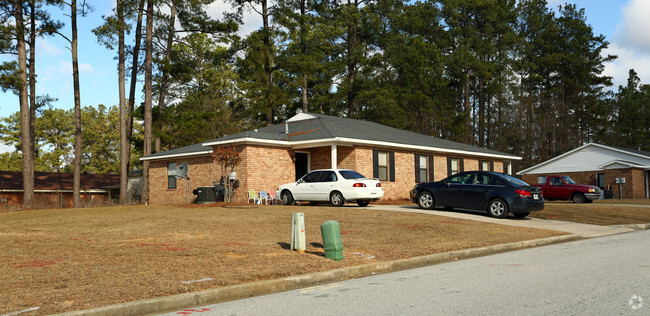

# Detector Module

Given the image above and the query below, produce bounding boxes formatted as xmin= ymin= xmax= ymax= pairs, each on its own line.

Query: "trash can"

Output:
xmin=320 ymin=220 xmax=343 ymax=261
xmin=603 ymin=190 xmax=614 ymax=199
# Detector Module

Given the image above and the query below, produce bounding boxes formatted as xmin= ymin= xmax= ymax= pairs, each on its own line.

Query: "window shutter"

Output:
xmin=429 ymin=155 xmax=434 ymax=181
xmin=373 ymin=150 xmax=379 ymax=179
xmin=490 ymin=161 xmax=494 ymax=172
xmin=447 ymin=157 xmax=452 ymax=177
xmin=389 ymin=151 xmax=395 ymax=182
xmin=414 ymin=155 xmax=420 ymax=183
xmin=459 ymin=158 xmax=465 ymax=172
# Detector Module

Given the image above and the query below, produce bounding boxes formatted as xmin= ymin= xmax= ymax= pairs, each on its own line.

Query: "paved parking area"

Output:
xmin=369 ymin=204 xmax=639 ymax=238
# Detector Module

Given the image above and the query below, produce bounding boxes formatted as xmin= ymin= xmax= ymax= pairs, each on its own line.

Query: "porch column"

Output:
xmin=331 ymin=145 xmax=337 ymax=169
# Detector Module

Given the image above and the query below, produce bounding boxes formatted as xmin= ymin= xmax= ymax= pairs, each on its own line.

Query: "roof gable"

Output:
xmin=518 ymin=143 xmax=650 ymax=174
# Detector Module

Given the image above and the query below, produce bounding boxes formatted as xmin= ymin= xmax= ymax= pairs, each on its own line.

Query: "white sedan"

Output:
xmin=278 ymin=169 xmax=384 ymax=207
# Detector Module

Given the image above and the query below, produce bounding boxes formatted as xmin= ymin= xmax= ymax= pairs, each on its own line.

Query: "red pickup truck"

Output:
xmin=533 ymin=175 xmax=602 ymax=203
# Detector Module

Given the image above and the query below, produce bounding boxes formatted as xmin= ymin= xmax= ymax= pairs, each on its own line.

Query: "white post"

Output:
xmin=331 ymin=144 xmax=337 ymax=169
xmin=291 ymin=212 xmax=306 ymax=253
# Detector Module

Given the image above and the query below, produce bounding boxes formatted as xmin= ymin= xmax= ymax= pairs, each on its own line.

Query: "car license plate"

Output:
xmin=533 ymin=194 xmax=539 ymax=200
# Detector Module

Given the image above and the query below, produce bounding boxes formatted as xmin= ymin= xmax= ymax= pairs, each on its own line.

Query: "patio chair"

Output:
xmin=259 ymin=191 xmax=269 ymax=205
xmin=248 ymin=190 xmax=261 ymax=204
xmin=275 ymin=190 xmax=283 ymax=205
xmin=267 ymin=190 xmax=277 ymax=205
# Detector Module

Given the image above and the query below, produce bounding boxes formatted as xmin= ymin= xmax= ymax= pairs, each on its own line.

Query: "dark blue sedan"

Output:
xmin=410 ymin=171 xmax=544 ymax=218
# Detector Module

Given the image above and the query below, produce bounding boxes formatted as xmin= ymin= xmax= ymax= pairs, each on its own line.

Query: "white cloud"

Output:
xmin=604 ymin=0 xmax=650 ymax=87
xmin=615 ymin=0 xmax=650 ymax=52
xmin=80 ymin=63 xmax=94 ymax=74
xmin=603 ymin=43 xmax=650 ymax=89
xmin=37 ymin=38 xmax=65 ymax=58
xmin=205 ymin=2 xmax=263 ymax=38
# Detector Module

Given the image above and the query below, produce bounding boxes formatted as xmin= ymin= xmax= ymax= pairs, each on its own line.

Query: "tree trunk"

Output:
xmin=346 ymin=0 xmax=358 ymax=118
xmin=15 ymin=0 xmax=34 ymax=209
xmin=262 ymin=0 xmax=273 ymax=126
xmin=118 ymin=0 xmax=129 ymax=204
xmin=464 ymin=68 xmax=471 ymax=143
xmin=29 ymin=1 xmax=36 ymax=172
xmin=142 ymin=0 xmax=154 ymax=204
xmin=300 ymin=0 xmax=308 ymax=113
xmin=154 ymin=0 xmax=176 ymax=153
xmin=71 ymin=0 xmax=82 ymax=208
xmin=127 ymin=0 xmax=145 ymax=145
xmin=478 ymin=78 xmax=484 ymax=147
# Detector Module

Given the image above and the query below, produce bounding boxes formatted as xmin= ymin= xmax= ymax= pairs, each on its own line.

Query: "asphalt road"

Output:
xmin=162 ymin=230 xmax=649 ymax=315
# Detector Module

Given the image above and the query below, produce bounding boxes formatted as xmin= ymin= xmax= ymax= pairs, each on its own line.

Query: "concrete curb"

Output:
xmin=615 ymin=223 xmax=650 ymax=230
xmin=58 ymin=234 xmax=583 ymax=316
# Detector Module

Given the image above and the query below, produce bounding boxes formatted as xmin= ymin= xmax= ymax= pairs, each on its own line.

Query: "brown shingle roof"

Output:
xmin=0 ymin=171 xmax=120 ymax=191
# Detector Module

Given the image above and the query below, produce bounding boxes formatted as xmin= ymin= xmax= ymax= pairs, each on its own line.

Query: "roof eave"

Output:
xmin=140 ymin=149 xmax=213 ymax=161
xmin=204 ymin=136 xmax=521 ymax=160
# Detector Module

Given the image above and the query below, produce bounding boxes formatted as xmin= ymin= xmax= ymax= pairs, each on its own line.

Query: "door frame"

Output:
xmin=294 ymin=151 xmax=310 ymax=181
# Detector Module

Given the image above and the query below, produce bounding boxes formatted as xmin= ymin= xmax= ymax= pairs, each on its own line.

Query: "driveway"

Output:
xmin=369 ymin=204 xmax=639 ymax=238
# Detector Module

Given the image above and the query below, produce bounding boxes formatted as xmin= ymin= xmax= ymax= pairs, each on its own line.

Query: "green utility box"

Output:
xmin=320 ymin=220 xmax=343 ymax=261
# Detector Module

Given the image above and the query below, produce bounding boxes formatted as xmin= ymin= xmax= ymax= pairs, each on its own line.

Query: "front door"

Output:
xmin=295 ymin=153 xmax=309 ymax=181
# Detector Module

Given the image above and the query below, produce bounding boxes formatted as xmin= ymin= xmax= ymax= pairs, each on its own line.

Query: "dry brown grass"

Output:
xmin=1 ymin=203 xmax=566 ymax=315
xmin=530 ymin=201 xmax=650 ymax=225
xmin=593 ymin=198 xmax=650 ymax=205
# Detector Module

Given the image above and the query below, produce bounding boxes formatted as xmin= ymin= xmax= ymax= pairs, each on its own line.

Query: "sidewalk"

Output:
xmin=368 ymin=204 xmax=640 ymax=238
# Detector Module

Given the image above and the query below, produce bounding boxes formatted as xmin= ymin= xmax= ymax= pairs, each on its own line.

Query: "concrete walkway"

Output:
xmin=368 ymin=204 xmax=641 ymax=238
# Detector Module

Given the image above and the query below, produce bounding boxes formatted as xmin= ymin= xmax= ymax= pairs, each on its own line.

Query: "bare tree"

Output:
xmin=13 ymin=0 xmax=34 ymax=208
xmin=117 ymin=0 xmax=128 ymax=204
xmin=142 ymin=0 xmax=154 ymax=203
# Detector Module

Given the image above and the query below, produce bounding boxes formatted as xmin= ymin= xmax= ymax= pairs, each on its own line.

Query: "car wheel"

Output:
xmin=513 ymin=212 xmax=530 ymax=218
xmin=330 ymin=191 xmax=345 ymax=207
xmin=571 ymin=193 xmax=586 ymax=204
xmin=356 ymin=200 xmax=370 ymax=207
xmin=487 ymin=199 xmax=508 ymax=218
xmin=417 ymin=192 xmax=435 ymax=210
xmin=309 ymin=201 xmax=318 ymax=206
xmin=281 ymin=191 xmax=294 ymax=205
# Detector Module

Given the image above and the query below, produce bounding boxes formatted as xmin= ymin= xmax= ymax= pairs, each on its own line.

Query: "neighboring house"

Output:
xmin=518 ymin=143 xmax=650 ymax=199
xmin=141 ymin=112 xmax=521 ymax=204
xmin=0 ymin=171 xmax=121 ymax=210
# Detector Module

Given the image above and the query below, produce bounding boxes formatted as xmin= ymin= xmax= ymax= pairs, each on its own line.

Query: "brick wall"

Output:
xmin=148 ymin=144 xmax=517 ymax=204
xmin=464 ymin=158 xmax=478 ymax=172
xmin=1 ymin=191 xmax=111 ymax=211
xmin=149 ymin=155 xmax=214 ymax=204
xmin=493 ymin=161 xmax=504 ymax=173
xmin=238 ymin=145 xmax=295 ymax=203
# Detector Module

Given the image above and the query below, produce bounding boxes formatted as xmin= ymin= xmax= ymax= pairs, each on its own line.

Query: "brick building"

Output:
xmin=518 ymin=143 xmax=650 ymax=199
xmin=141 ymin=113 xmax=521 ymax=204
xmin=0 ymin=171 xmax=121 ymax=210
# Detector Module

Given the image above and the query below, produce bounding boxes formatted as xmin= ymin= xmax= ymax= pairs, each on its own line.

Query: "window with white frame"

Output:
xmin=167 ymin=162 xmax=177 ymax=189
xmin=377 ymin=151 xmax=388 ymax=181
xmin=449 ymin=158 xmax=459 ymax=175
xmin=419 ymin=155 xmax=428 ymax=182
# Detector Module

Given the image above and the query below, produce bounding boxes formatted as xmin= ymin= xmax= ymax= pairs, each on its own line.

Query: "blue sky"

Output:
xmin=1 ymin=0 xmax=649 ymax=153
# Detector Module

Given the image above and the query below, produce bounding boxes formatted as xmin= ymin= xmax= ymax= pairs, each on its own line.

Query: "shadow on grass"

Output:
xmin=277 ymin=241 xmax=326 ymax=257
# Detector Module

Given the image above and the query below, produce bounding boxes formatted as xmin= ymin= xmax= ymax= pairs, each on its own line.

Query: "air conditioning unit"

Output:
xmin=193 ymin=186 xmax=216 ymax=203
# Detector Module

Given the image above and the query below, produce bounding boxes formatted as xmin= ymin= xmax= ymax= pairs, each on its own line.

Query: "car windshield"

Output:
xmin=500 ymin=174 xmax=530 ymax=187
xmin=339 ymin=170 xmax=366 ymax=179
xmin=562 ymin=176 xmax=576 ymax=184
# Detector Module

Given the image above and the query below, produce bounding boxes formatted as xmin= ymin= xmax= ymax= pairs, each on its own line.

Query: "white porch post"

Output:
xmin=331 ymin=144 xmax=337 ymax=169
